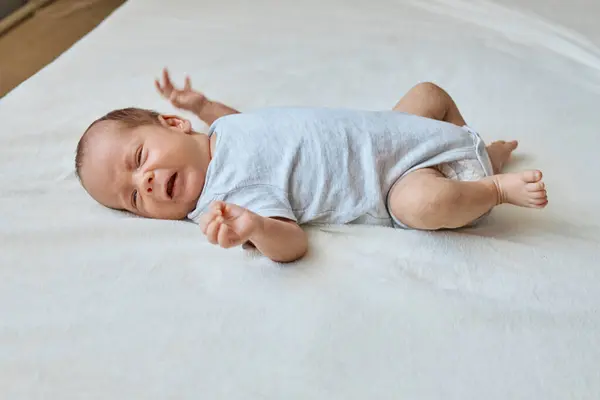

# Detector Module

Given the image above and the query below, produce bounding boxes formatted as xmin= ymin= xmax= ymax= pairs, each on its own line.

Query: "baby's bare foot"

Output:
xmin=486 ymin=140 xmax=518 ymax=174
xmin=491 ymin=170 xmax=548 ymax=208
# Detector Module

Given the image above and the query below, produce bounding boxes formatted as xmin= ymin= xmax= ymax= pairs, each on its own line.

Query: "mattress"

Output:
xmin=1 ymin=0 xmax=599 ymax=398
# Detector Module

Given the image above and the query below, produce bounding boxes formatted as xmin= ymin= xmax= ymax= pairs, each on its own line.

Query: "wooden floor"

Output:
xmin=0 ymin=0 xmax=126 ymax=97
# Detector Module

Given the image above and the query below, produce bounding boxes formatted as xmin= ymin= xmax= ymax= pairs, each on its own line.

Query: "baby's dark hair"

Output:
xmin=75 ymin=108 xmax=160 ymax=182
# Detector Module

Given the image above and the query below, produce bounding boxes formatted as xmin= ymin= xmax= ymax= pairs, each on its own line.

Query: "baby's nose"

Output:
xmin=142 ymin=172 xmax=155 ymax=194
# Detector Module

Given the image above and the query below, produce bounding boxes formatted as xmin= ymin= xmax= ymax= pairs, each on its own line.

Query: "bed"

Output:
xmin=1 ymin=0 xmax=599 ymax=398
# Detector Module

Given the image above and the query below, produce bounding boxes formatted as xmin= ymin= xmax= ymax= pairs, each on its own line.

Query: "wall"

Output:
xmin=0 ymin=0 xmax=27 ymax=21
xmin=0 ymin=0 xmax=126 ymax=96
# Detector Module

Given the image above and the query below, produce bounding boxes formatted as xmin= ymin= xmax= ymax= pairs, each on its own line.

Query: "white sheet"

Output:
xmin=1 ymin=0 xmax=599 ymax=398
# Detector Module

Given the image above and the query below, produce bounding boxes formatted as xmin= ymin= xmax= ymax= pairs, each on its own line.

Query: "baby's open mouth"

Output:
xmin=166 ymin=172 xmax=177 ymax=199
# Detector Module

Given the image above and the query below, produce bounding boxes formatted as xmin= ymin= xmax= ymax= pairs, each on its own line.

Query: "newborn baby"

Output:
xmin=75 ymin=69 xmax=547 ymax=262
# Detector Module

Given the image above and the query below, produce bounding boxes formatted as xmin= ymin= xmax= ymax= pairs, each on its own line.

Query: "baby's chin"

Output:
xmin=180 ymin=199 xmax=201 ymax=219
xmin=181 ymin=168 xmax=206 ymax=209
xmin=177 ymin=190 xmax=205 ymax=220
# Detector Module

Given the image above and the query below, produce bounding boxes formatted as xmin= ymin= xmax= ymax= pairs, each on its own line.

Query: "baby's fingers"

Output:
xmin=199 ymin=208 xmax=223 ymax=233
xmin=199 ymin=213 xmax=214 ymax=234
xmin=162 ymin=68 xmax=174 ymax=89
xmin=217 ymin=224 xmax=235 ymax=248
xmin=205 ymin=218 xmax=222 ymax=245
xmin=210 ymin=201 xmax=226 ymax=215
xmin=154 ymin=79 xmax=166 ymax=96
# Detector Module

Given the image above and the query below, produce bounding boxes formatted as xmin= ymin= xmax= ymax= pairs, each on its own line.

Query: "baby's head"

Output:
xmin=76 ymin=108 xmax=211 ymax=220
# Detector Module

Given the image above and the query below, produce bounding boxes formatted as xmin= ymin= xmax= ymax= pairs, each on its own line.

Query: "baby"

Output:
xmin=75 ymin=69 xmax=547 ymax=262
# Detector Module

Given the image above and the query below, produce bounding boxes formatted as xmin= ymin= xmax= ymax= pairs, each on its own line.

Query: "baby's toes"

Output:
xmin=527 ymin=187 xmax=548 ymax=207
xmin=526 ymin=180 xmax=545 ymax=192
xmin=530 ymin=189 xmax=547 ymax=199
xmin=529 ymin=198 xmax=548 ymax=208
xmin=522 ymin=170 xmax=543 ymax=184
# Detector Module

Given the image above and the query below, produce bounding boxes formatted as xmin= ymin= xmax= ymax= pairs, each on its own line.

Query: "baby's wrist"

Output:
xmin=248 ymin=212 xmax=266 ymax=240
xmin=193 ymin=97 xmax=210 ymax=115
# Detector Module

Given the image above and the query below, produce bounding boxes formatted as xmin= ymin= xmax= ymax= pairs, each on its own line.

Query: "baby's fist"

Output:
xmin=199 ymin=201 xmax=261 ymax=249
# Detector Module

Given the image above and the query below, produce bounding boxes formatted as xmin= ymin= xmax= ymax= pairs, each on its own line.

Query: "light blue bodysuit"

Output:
xmin=188 ymin=108 xmax=493 ymax=228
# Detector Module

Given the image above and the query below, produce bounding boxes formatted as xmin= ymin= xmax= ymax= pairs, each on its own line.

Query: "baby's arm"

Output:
xmin=248 ymin=217 xmax=308 ymax=263
xmin=155 ymin=68 xmax=239 ymax=126
xmin=200 ymin=201 xmax=307 ymax=263
xmin=195 ymin=99 xmax=240 ymax=126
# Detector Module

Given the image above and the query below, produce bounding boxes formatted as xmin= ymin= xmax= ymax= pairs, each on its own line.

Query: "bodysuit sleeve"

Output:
xmin=219 ymin=184 xmax=297 ymax=221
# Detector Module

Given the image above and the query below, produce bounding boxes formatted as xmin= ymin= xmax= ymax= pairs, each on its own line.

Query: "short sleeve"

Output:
xmin=222 ymin=184 xmax=297 ymax=221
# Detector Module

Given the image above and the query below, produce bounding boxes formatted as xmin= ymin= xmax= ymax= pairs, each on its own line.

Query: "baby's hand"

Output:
xmin=155 ymin=68 xmax=208 ymax=114
xmin=199 ymin=201 xmax=262 ymax=249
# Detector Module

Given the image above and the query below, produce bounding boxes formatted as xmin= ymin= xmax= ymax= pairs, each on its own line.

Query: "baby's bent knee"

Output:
xmin=411 ymin=82 xmax=445 ymax=96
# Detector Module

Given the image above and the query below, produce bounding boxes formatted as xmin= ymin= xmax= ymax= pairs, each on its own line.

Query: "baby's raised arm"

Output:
xmin=155 ymin=68 xmax=240 ymax=125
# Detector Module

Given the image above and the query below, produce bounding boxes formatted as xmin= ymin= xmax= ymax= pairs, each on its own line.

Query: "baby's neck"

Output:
xmin=191 ymin=131 xmax=214 ymax=163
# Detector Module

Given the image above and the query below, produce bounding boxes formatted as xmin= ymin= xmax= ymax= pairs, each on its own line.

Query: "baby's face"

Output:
xmin=80 ymin=116 xmax=210 ymax=219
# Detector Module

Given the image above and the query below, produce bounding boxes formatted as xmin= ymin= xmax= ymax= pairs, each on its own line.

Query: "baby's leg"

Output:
xmin=388 ymin=169 xmax=547 ymax=230
xmin=393 ymin=83 xmax=520 ymax=174
xmin=393 ymin=82 xmax=467 ymax=126
xmin=389 ymin=82 xmax=547 ymax=229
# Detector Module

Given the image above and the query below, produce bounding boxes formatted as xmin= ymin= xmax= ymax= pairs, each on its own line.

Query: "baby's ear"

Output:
xmin=158 ymin=115 xmax=192 ymax=133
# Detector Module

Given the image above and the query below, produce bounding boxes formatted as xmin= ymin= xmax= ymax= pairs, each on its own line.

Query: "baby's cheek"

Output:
xmin=142 ymin=201 xmax=168 ymax=220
